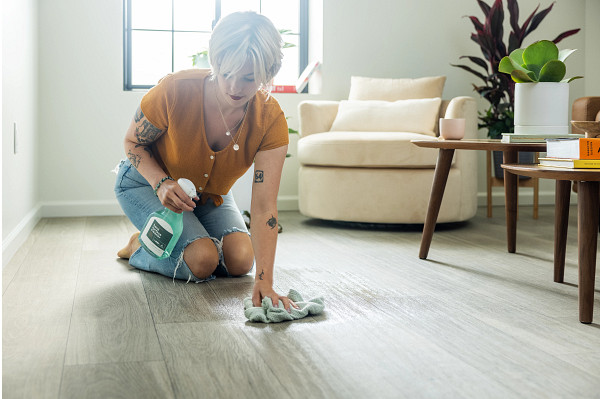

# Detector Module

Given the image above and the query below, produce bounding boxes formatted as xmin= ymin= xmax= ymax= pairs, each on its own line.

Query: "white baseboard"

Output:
xmin=277 ymin=192 xmax=572 ymax=211
xmin=2 ymin=204 xmax=42 ymax=267
xmin=477 ymin=189 xmax=577 ymax=207
xmin=277 ymin=195 xmax=299 ymax=211
xmin=41 ymin=200 xmax=125 ymax=217
xmin=279 ymin=192 xmax=571 ymax=211
xmin=40 ymin=197 xmax=301 ymax=216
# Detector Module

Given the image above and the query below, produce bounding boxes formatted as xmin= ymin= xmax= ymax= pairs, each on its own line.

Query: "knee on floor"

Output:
xmin=183 ymin=238 xmax=219 ymax=279
xmin=223 ymin=239 xmax=254 ymax=277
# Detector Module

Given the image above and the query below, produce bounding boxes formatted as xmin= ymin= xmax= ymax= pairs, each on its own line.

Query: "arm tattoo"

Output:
xmin=134 ymin=107 xmax=144 ymax=123
xmin=266 ymin=215 xmax=277 ymax=229
xmin=259 ymin=269 xmax=264 ymax=280
xmin=133 ymin=108 xmax=160 ymax=158
xmin=254 ymin=170 xmax=264 ymax=183
xmin=135 ymin=120 xmax=163 ymax=144
xmin=127 ymin=150 xmax=141 ymax=168
xmin=134 ymin=143 xmax=154 ymax=158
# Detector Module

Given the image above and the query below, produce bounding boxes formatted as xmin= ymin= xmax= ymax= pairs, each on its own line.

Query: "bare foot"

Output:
xmin=117 ymin=232 xmax=141 ymax=259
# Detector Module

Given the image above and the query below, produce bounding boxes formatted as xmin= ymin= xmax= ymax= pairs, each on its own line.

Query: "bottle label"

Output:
xmin=140 ymin=217 xmax=174 ymax=257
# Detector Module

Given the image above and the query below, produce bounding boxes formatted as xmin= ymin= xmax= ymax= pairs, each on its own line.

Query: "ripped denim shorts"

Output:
xmin=114 ymin=159 xmax=250 ymax=283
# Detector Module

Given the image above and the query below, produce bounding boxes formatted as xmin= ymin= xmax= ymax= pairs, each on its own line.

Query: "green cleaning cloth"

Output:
xmin=244 ymin=289 xmax=325 ymax=323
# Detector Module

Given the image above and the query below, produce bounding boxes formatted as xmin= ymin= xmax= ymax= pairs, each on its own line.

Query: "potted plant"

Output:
xmin=452 ymin=0 xmax=579 ymax=177
xmin=498 ymin=40 xmax=582 ymax=135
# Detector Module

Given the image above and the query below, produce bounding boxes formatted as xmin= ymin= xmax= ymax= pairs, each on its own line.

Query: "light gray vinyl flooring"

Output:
xmin=3 ymin=206 xmax=600 ymax=399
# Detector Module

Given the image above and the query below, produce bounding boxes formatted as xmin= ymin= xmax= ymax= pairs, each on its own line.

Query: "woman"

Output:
xmin=115 ymin=11 xmax=297 ymax=312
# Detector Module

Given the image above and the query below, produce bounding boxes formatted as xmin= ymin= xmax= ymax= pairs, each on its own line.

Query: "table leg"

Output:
xmin=487 ymin=151 xmax=493 ymax=217
xmin=577 ymin=181 xmax=599 ymax=324
xmin=503 ymin=151 xmax=518 ymax=253
xmin=554 ymin=180 xmax=571 ymax=283
xmin=419 ymin=148 xmax=455 ymax=259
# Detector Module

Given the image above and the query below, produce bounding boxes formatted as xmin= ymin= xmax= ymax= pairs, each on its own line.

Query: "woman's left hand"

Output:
xmin=252 ymin=281 xmax=298 ymax=312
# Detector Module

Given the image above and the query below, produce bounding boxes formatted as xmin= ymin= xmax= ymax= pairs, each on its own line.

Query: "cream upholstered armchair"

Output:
xmin=297 ymin=76 xmax=478 ymax=224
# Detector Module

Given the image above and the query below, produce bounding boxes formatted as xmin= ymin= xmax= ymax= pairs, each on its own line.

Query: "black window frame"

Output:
xmin=123 ymin=0 xmax=309 ymax=91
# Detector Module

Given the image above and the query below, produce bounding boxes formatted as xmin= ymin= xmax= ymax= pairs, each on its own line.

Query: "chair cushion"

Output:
xmin=297 ymin=131 xmax=443 ymax=168
xmin=329 ymin=98 xmax=441 ymax=136
xmin=348 ymin=76 xmax=446 ymax=101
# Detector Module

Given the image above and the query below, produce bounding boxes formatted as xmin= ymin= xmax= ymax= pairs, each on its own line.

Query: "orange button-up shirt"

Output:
xmin=141 ymin=69 xmax=289 ymax=206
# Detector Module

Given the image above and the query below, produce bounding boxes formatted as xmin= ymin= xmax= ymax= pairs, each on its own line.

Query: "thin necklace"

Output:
xmin=215 ymin=83 xmax=247 ymax=151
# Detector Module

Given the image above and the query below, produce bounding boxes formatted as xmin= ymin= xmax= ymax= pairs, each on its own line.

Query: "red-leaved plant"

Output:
xmin=452 ymin=0 xmax=579 ymax=138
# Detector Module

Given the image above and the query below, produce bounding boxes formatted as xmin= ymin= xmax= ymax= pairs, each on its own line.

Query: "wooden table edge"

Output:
xmin=411 ymin=139 xmax=547 ymax=152
xmin=502 ymin=163 xmax=600 ymax=181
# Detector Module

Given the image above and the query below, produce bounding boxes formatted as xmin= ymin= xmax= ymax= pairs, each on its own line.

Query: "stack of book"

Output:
xmin=538 ymin=137 xmax=600 ymax=168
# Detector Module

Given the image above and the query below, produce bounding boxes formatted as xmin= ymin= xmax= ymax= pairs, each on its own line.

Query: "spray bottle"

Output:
xmin=138 ymin=178 xmax=196 ymax=259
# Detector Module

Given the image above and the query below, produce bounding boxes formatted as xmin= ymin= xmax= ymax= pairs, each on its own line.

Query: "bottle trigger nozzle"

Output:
xmin=177 ymin=178 xmax=196 ymax=198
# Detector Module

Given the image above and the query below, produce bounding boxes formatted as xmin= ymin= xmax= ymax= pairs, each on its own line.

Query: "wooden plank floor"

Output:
xmin=3 ymin=206 xmax=600 ymax=399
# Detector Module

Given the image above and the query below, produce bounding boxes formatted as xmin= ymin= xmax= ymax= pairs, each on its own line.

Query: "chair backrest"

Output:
xmin=572 ymin=97 xmax=600 ymax=134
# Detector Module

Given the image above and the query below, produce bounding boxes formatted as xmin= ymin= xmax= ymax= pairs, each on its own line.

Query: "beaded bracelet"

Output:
xmin=154 ymin=176 xmax=174 ymax=196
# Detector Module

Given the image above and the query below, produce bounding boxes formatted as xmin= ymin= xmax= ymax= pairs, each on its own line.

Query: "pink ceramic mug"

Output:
xmin=439 ymin=118 xmax=466 ymax=140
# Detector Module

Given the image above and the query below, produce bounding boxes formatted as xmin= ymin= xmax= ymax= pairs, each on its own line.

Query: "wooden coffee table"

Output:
xmin=411 ymin=139 xmax=546 ymax=259
xmin=502 ymin=163 xmax=600 ymax=324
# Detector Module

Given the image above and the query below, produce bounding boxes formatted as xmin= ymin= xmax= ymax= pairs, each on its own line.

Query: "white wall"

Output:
xmin=3 ymin=0 xmax=598 ymax=263
xmin=37 ymin=0 xmax=142 ymax=216
xmin=584 ymin=0 xmax=600 ymax=96
xmin=2 ymin=0 xmax=40 ymax=264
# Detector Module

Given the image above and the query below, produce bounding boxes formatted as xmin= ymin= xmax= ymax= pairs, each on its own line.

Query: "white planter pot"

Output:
xmin=231 ymin=167 xmax=254 ymax=212
xmin=514 ymin=82 xmax=569 ymax=135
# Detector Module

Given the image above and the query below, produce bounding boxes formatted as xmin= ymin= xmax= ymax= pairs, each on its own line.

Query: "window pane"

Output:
xmin=174 ymin=0 xmax=215 ymax=31
xmin=261 ymin=0 xmax=299 ymax=32
xmin=125 ymin=0 xmax=306 ymax=89
xmin=174 ymin=32 xmax=212 ymax=71
xmin=131 ymin=0 xmax=172 ymax=31
xmin=221 ymin=0 xmax=260 ymax=17
xmin=272 ymin=35 xmax=299 ymax=85
xmin=131 ymin=31 xmax=172 ymax=86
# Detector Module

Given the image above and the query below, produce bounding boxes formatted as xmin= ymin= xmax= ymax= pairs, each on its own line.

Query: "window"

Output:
xmin=123 ymin=0 xmax=308 ymax=90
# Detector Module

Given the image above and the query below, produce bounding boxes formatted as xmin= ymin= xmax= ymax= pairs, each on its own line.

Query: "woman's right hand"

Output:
xmin=156 ymin=179 xmax=198 ymax=213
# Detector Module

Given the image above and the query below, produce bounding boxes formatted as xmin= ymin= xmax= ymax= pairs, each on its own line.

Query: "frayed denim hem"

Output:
xmin=216 ymin=227 xmax=254 ymax=277
xmin=111 ymin=160 xmax=124 ymax=175
xmin=171 ymin=236 xmax=219 ymax=284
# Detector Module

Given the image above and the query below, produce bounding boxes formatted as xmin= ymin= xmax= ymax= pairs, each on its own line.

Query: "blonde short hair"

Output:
xmin=209 ymin=12 xmax=283 ymax=87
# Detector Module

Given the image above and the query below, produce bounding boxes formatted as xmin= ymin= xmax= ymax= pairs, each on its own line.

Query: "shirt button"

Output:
xmin=210 ymin=155 xmax=214 ymax=160
xmin=204 ymin=173 xmax=208 ymax=177
xmin=198 ymin=186 xmax=202 ymax=191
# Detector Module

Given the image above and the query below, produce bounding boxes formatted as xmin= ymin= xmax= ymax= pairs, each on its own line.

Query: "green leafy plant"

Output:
xmin=191 ymin=50 xmax=209 ymax=68
xmin=452 ymin=0 xmax=580 ymax=138
xmin=278 ymin=29 xmax=297 ymax=49
xmin=498 ymin=40 xmax=582 ymax=83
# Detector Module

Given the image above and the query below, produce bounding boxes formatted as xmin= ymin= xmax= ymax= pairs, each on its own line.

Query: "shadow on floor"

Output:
xmin=301 ymin=217 xmax=470 ymax=233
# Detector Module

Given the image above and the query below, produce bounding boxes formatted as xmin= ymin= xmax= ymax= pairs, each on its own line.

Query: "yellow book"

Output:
xmin=538 ymin=157 xmax=600 ymax=169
